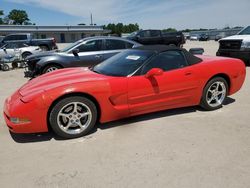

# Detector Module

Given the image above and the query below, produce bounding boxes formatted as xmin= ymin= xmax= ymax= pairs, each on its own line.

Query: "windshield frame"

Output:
xmin=127 ymin=31 xmax=140 ymax=38
xmin=237 ymin=26 xmax=250 ymax=35
xmin=60 ymin=40 xmax=84 ymax=53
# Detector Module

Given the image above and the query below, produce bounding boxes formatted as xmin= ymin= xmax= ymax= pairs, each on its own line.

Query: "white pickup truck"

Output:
xmin=216 ymin=26 xmax=250 ymax=65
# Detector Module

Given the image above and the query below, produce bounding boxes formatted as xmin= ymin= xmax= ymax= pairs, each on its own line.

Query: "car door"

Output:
xmin=102 ymin=39 xmax=136 ymax=60
xmin=128 ymin=50 xmax=200 ymax=115
xmin=3 ymin=43 xmax=16 ymax=56
xmin=149 ymin=30 xmax=162 ymax=44
xmin=68 ymin=39 xmax=104 ymax=67
xmin=136 ymin=30 xmax=152 ymax=44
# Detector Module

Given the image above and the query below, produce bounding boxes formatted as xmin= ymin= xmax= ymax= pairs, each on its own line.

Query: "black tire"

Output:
xmin=19 ymin=62 xmax=26 ymax=68
xmin=200 ymin=77 xmax=228 ymax=111
xmin=2 ymin=64 xmax=10 ymax=71
xmin=169 ymin=43 xmax=176 ymax=47
xmin=49 ymin=96 xmax=97 ymax=139
xmin=22 ymin=52 xmax=32 ymax=59
xmin=39 ymin=45 xmax=49 ymax=51
xmin=42 ymin=64 xmax=62 ymax=74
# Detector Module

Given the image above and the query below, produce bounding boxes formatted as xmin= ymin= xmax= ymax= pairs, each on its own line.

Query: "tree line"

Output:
xmin=0 ymin=9 xmax=33 ymax=25
xmin=104 ymin=23 xmax=140 ymax=36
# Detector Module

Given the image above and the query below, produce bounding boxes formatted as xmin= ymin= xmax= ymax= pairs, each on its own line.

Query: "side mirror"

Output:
xmin=145 ymin=68 xmax=163 ymax=78
xmin=3 ymin=47 xmax=6 ymax=52
xmin=189 ymin=48 xmax=204 ymax=55
xmin=72 ymin=49 xmax=79 ymax=56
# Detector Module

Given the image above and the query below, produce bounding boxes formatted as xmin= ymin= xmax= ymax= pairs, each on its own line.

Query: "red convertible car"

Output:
xmin=3 ymin=45 xmax=246 ymax=138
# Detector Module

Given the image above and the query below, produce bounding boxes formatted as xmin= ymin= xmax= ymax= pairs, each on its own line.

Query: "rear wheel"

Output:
xmin=42 ymin=64 xmax=62 ymax=74
xmin=49 ymin=96 xmax=97 ymax=139
xmin=200 ymin=77 xmax=228 ymax=110
xmin=22 ymin=52 xmax=32 ymax=59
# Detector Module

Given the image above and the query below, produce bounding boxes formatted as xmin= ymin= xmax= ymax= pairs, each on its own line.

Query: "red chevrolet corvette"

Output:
xmin=3 ymin=45 xmax=246 ymax=138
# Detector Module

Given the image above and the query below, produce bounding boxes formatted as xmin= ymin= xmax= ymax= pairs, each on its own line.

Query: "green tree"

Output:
xmin=104 ymin=23 xmax=140 ymax=36
xmin=0 ymin=10 xmax=4 ymax=24
xmin=162 ymin=28 xmax=177 ymax=32
xmin=8 ymin=9 xmax=30 ymax=25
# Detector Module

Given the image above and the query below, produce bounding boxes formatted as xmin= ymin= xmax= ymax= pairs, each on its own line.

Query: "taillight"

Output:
xmin=52 ymin=38 xmax=56 ymax=44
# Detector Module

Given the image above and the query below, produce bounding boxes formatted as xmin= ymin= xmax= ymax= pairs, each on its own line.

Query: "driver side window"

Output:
xmin=77 ymin=40 xmax=102 ymax=52
xmin=141 ymin=51 xmax=188 ymax=75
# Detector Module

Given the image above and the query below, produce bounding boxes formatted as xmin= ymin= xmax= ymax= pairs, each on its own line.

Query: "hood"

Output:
xmin=26 ymin=50 xmax=58 ymax=59
xmin=220 ymin=35 xmax=250 ymax=41
xmin=19 ymin=67 xmax=108 ymax=97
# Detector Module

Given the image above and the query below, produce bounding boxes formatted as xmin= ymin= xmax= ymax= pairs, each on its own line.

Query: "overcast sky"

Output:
xmin=2 ymin=0 xmax=250 ymax=29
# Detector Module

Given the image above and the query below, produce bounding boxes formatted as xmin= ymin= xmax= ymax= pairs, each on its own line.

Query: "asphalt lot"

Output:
xmin=0 ymin=41 xmax=250 ymax=188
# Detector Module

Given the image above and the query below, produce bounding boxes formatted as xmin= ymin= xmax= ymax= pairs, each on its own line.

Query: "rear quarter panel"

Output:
xmin=195 ymin=56 xmax=246 ymax=96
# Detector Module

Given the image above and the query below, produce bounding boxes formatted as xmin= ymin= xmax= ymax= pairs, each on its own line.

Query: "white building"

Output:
xmin=0 ymin=25 xmax=110 ymax=43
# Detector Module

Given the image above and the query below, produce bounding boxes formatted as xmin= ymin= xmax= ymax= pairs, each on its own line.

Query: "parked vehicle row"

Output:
xmin=0 ymin=42 xmax=41 ymax=71
xmin=190 ymin=34 xmax=209 ymax=41
xmin=24 ymin=36 xmax=141 ymax=77
xmin=0 ymin=33 xmax=58 ymax=51
xmin=126 ymin=29 xmax=185 ymax=47
xmin=1 ymin=29 xmax=248 ymax=140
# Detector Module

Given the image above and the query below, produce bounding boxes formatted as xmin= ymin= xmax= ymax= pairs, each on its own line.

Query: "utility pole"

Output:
xmin=90 ymin=13 xmax=93 ymax=26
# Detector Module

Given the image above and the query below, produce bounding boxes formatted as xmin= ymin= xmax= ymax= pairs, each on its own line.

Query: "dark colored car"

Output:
xmin=24 ymin=36 xmax=141 ymax=78
xmin=199 ymin=34 xmax=209 ymax=41
xmin=0 ymin=33 xmax=58 ymax=51
xmin=126 ymin=30 xmax=185 ymax=47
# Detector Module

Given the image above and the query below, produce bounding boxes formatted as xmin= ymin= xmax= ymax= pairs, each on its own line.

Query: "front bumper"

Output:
xmin=216 ymin=49 xmax=250 ymax=65
xmin=24 ymin=70 xmax=35 ymax=78
xmin=3 ymin=91 xmax=48 ymax=133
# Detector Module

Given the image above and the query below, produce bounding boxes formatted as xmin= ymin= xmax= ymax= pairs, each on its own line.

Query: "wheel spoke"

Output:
xmin=58 ymin=112 xmax=70 ymax=119
xmin=73 ymin=102 xmax=78 ymax=113
xmin=215 ymin=82 xmax=220 ymax=91
xmin=207 ymin=96 xmax=214 ymax=104
xmin=80 ymin=112 xmax=90 ymax=118
xmin=65 ymin=122 xmax=73 ymax=130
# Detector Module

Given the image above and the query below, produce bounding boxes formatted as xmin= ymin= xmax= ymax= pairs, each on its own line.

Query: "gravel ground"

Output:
xmin=0 ymin=41 xmax=249 ymax=188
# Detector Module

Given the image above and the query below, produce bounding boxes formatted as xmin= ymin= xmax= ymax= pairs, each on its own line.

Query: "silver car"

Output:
xmin=25 ymin=36 xmax=142 ymax=77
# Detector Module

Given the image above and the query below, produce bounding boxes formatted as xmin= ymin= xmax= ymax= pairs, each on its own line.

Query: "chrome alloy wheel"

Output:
xmin=206 ymin=81 xmax=226 ymax=108
xmin=46 ymin=66 xmax=58 ymax=73
xmin=57 ymin=102 xmax=92 ymax=135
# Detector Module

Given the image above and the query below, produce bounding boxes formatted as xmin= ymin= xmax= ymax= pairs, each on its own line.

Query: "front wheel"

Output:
xmin=200 ymin=77 xmax=228 ymax=111
xmin=49 ymin=96 xmax=97 ymax=139
xmin=42 ymin=65 xmax=61 ymax=74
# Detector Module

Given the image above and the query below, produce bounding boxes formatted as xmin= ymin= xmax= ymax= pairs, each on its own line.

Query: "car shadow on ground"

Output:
xmin=9 ymin=97 xmax=235 ymax=144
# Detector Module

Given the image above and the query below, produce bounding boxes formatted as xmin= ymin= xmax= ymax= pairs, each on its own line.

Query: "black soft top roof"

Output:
xmin=134 ymin=45 xmax=202 ymax=65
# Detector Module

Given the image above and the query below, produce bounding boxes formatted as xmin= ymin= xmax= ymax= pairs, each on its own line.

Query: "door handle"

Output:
xmin=95 ymin=55 xmax=102 ymax=58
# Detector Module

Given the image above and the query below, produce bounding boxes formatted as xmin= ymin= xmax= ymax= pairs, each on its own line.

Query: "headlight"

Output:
xmin=241 ymin=41 xmax=250 ymax=50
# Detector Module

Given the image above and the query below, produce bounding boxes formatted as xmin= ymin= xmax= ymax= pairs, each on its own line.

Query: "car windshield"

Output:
xmin=60 ymin=40 xmax=83 ymax=52
xmin=238 ymin=26 xmax=250 ymax=35
xmin=127 ymin=31 xmax=139 ymax=38
xmin=92 ymin=49 xmax=154 ymax=76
